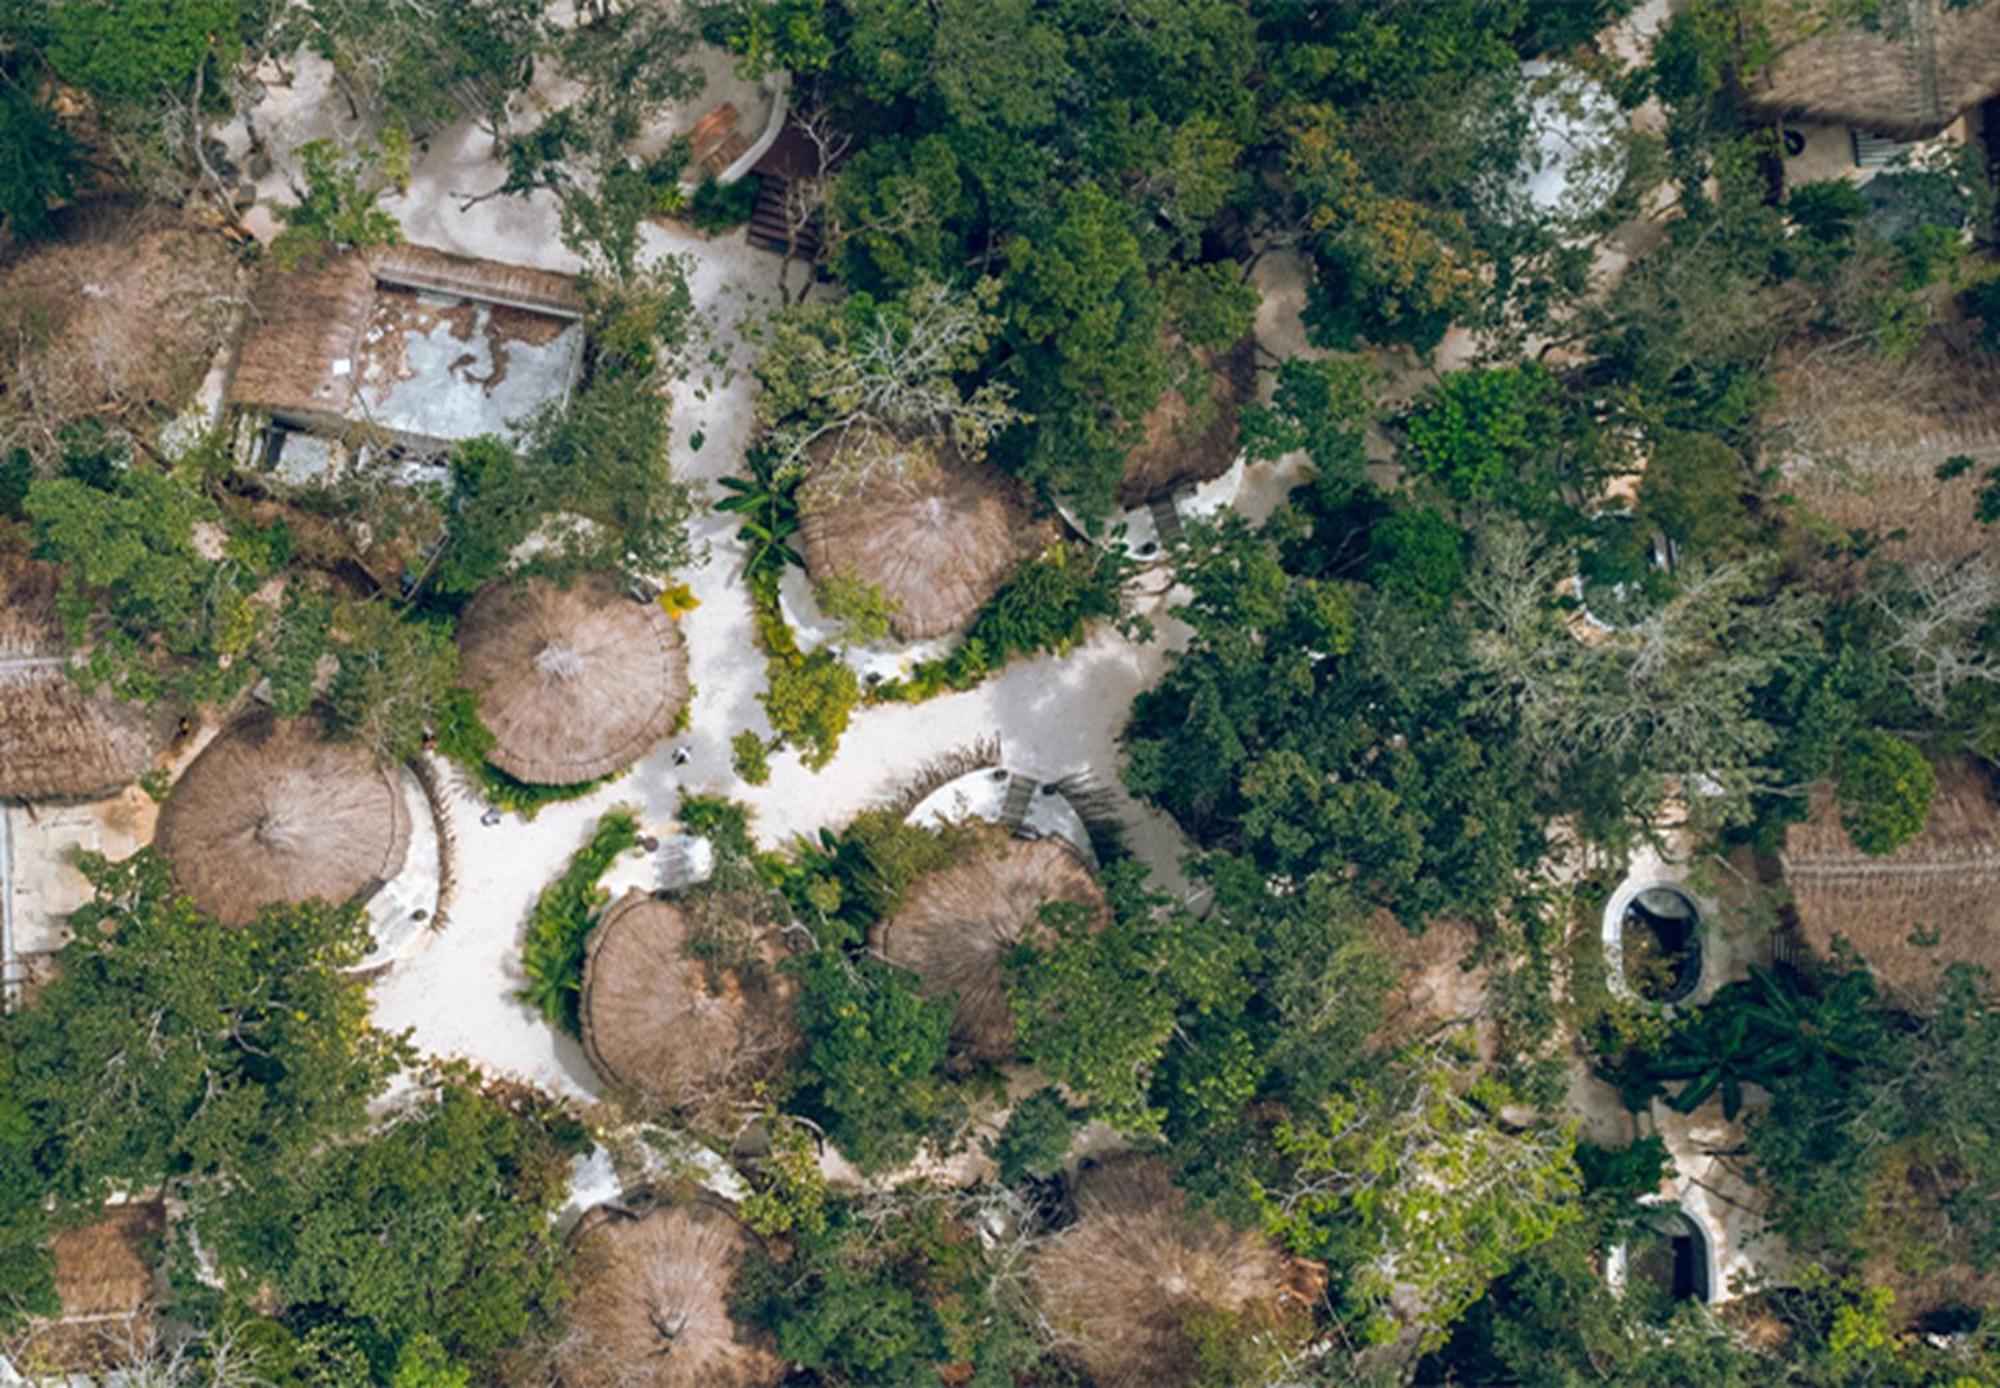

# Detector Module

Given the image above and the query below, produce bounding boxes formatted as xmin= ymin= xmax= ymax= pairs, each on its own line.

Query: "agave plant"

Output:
xmin=716 ymin=456 xmax=805 ymax=580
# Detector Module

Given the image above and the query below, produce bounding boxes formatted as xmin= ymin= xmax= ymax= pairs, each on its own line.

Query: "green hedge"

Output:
xmin=518 ymin=808 xmax=641 ymax=1035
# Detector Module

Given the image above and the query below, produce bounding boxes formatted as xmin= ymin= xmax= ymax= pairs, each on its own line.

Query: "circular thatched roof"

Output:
xmin=1116 ymin=337 xmax=1257 ymax=510
xmin=155 ymin=714 xmax=410 ymax=928
xmin=0 ymin=552 xmax=169 ymax=802
xmin=1031 ymin=1156 xmax=1303 ymax=1388
xmin=456 ymin=575 xmax=688 ymax=786
xmin=580 ymin=891 xmax=791 ymax=1110
xmin=871 ymin=830 xmax=1107 ymax=1061
xmin=558 ymin=1198 xmax=785 ymax=1388
xmin=799 ymin=443 xmax=1043 ymax=643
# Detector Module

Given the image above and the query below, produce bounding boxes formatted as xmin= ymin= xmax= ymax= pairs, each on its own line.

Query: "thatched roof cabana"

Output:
xmin=871 ymin=829 xmax=1107 ymax=1061
xmin=6 ymin=1202 xmax=164 ymax=1374
xmin=0 ymin=200 xmax=242 ymax=462
xmin=1030 ymin=1156 xmax=1310 ymax=1388
xmin=0 ymin=553 xmax=167 ymax=801
xmin=456 ymin=576 xmax=688 ymax=786
xmin=154 ymin=713 xmax=410 ymax=927
xmin=798 ymin=441 xmax=1045 ymax=643
xmin=557 ymin=1197 xmax=785 ymax=1388
xmin=1744 ymin=0 xmax=2000 ymax=140
xmin=1782 ymin=760 xmax=2000 ymax=1005
xmin=580 ymin=891 xmax=793 ymax=1110
xmin=1117 ymin=337 xmax=1257 ymax=510
xmin=230 ymin=243 xmax=585 ymax=431
xmin=1769 ymin=323 xmax=2000 ymax=568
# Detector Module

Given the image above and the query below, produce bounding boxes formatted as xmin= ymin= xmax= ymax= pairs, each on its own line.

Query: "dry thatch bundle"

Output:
xmin=1771 ymin=325 xmax=2000 ymax=568
xmin=557 ymin=1197 xmax=785 ymax=1388
xmin=0 ymin=552 xmax=168 ymax=801
xmin=1116 ymin=337 xmax=1257 ymax=510
xmin=456 ymin=576 xmax=688 ymax=786
xmin=871 ymin=829 xmax=1107 ymax=1061
xmin=1782 ymin=759 xmax=2000 ymax=1005
xmin=5 ymin=1202 xmax=164 ymax=1375
xmin=580 ymin=891 xmax=794 ymax=1111
xmin=154 ymin=713 xmax=410 ymax=927
xmin=1031 ymin=1156 xmax=1307 ymax=1388
xmin=1744 ymin=0 xmax=2000 ymax=140
xmin=0 ymin=200 xmax=244 ymax=462
xmin=798 ymin=438 xmax=1046 ymax=642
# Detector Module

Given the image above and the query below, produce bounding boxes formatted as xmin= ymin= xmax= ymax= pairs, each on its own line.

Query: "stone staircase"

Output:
xmin=997 ymin=773 xmax=1037 ymax=836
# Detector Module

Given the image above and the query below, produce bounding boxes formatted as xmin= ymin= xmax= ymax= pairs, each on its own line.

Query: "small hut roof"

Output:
xmin=580 ymin=891 xmax=787 ymax=1109
xmin=558 ymin=1198 xmax=785 ymax=1388
xmin=799 ymin=444 xmax=1044 ymax=643
xmin=456 ymin=576 xmax=688 ymax=786
xmin=1743 ymin=0 xmax=2000 ymax=140
xmin=11 ymin=1203 xmax=164 ymax=1374
xmin=1031 ymin=1156 xmax=1305 ymax=1388
xmin=1770 ymin=325 xmax=2000 ymax=568
xmin=1782 ymin=761 xmax=2000 ymax=1005
xmin=0 ymin=553 xmax=167 ymax=801
xmin=871 ymin=830 xmax=1107 ymax=1061
xmin=1117 ymin=337 xmax=1257 ymax=510
xmin=154 ymin=713 xmax=410 ymax=928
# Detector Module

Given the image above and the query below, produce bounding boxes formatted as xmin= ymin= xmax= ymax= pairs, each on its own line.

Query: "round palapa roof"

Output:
xmin=1031 ymin=1155 xmax=1303 ymax=1388
xmin=155 ymin=713 xmax=410 ymax=927
xmin=871 ymin=830 xmax=1107 ymax=1062
xmin=799 ymin=443 xmax=1043 ymax=643
xmin=580 ymin=891 xmax=770 ymax=1110
xmin=558 ymin=1198 xmax=785 ymax=1388
xmin=456 ymin=575 xmax=688 ymax=786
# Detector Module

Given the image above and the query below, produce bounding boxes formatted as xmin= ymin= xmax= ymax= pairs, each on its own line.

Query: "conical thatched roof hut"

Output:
xmin=557 ymin=1197 xmax=785 ymax=1388
xmin=1782 ymin=760 xmax=2000 ymax=1007
xmin=1743 ymin=0 xmax=2000 ymax=141
xmin=798 ymin=440 xmax=1045 ymax=643
xmin=1116 ymin=337 xmax=1257 ymax=510
xmin=871 ymin=829 xmax=1107 ymax=1061
xmin=580 ymin=891 xmax=794 ymax=1110
xmin=456 ymin=576 xmax=688 ymax=786
xmin=7 ymin=1202 xmax=164 ymax=1375
xmin=154 ymin=714 xmax=410 ymax=928
xmin=0 ymin=553 xmax=168 ymax=802
xmin=1030 ymin=1156 xmax=1310 ymax=1388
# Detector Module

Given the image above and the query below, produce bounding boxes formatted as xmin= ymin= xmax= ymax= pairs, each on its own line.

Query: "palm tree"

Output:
xmin=1649 ymin=965 xmax=1886 ymax=1119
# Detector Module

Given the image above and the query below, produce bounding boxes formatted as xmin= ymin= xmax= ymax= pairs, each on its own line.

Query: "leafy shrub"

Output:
xmin=763 ymin=649 xmax=860 ymax=771
xmin=815 ymin=571 xmax=899 ymax=646
xmin=1836 ymin=731 xmax=1935 ymax=855
xmin=987 ymin=1088 xmax=1076 ymax=1185
xmin=788 ymin=950 xmax=953 ymax=1172
xmin=518 ymin=809 xmax=641 ymax=1033
xmin=687 ymin=175 xmax=762 ymax=233
xmin=731 ymin=730 xmax=773 ymax=785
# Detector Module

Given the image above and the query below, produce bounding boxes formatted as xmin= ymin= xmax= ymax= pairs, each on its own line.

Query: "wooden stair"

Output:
xmin=1148 ymin=494 xmax=1186 ymax=549
xmin=747 ymin=175 xmax=821 ymax=258
xmin=998 ymin=773 xmax=1037 ymax=836
xmin=687 ymin=104 xmax=741 ymax=171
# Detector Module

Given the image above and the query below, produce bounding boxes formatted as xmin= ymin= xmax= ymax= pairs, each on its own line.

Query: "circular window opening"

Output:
xmin=1617 ymin=883 xmax=1704 ymax=1004
xmin=1626 ymin=1207 xmax=1712 ymax=1304
xmin=1782 ymin=128 xmax=1807 ymax=158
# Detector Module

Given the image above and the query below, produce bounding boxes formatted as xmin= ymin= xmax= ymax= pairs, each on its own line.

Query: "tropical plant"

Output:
xmin=518 ymin=809 xmax=641 ymax=1033
xmin=1648 ymin=966 xmax=1887 ymax=1119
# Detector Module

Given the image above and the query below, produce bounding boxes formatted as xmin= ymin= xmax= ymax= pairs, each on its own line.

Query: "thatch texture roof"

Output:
xmin=1117 ymin=337 xmax=1257 ymax=509
xmin=7 ymin=1203 xmax=164 ymax=1374
xmin=1782 ymin=761 xmax=2000 ymax=1004
xmin=456 ymin=576 xmax=688 ymax=786
xmin=229 ymin=242 xmax=582 ymax=428
xmin=154 ymin=713 xmax=410 ymax=927
xmin=0 ymin=200 xmax=243 ymax=462
xmin=1744 ymin=0 xmax=2000 ymax=140
xmin=1031 ymin=1156 xmax=1307 ymax=1388
xmin=580 ymin=891 xmax=794 ymax=1110
xmin=558 ymin=1198 xmax=785 ymax=1388
xmin=799 ymin=444 xmax=1045 ymax=642
xmin=871 ymin=830 xmax=1107 ymax=1061
xmin=0 ymin=553 xmax=167 ymax=801
xmin=1770 ymin=325 xmax=2000 ymax=568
